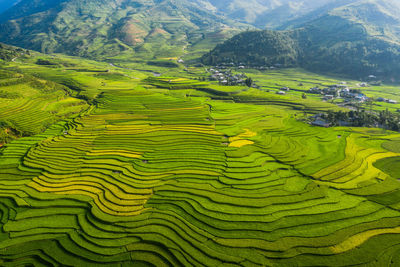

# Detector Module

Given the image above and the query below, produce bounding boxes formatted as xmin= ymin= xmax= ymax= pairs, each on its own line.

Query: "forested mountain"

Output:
xmin=0 ymin=0 xmax=245 ymax=59
xmin=202 ymin=0 xmax=400 ymax=81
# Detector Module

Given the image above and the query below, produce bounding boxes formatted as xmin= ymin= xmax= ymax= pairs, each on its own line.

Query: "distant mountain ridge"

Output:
xmin=0 ymin=0 xmax=357 ymax=60
xmin=196 ymin=0 xmax=341 ymax=28
xmin=202 ymin=0 xmax=400 ymax=81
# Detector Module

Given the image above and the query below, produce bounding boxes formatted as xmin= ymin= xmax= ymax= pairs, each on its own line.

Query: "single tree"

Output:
xmin=245 ymin=77 xmax=253 ymax=87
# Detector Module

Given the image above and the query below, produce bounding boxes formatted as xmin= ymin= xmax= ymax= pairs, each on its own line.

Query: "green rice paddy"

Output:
xmin=1 ymin=55 xmax=400 ymax=266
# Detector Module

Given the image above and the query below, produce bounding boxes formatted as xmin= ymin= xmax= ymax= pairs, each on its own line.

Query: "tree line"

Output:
xmin=322 ymin=109 xmax=400 ymax=132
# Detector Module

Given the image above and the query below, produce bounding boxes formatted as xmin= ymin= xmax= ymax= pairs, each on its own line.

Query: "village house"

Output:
xmin=376 ymin=97 xmax=397 ymax=104
xmin=310 ymin=114 xmax=331 ymax=127
xmin=322 ymin=95 xmax=335 ymax=101
xmin=307 ymin=83 xmax=370 ymax=103
xmin=323 ymin=95 xmax=334 ymax=100
xmin=208 ymin=66 xmax=249 ymax=86
xmin=312 ymin=119 xmax=331 ymax=127
xmin=308 ymin=87 xmax=321 ymax=94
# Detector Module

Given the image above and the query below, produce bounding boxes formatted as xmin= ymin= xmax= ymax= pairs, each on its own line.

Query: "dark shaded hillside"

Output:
xmin=203 ymin=30 xmax=303 ymax=67
xmin=202 ymin=9 xmax=400 ymax=81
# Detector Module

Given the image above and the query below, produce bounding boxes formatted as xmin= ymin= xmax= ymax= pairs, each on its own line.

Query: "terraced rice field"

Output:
xmin=1 ymin=69 xmax=400 ymax=265
xmin=0 ymin=69 xmax=88 ymax=136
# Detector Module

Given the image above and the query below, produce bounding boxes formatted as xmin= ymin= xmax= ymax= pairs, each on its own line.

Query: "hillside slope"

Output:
xmin=0 ymin=0 xmax=244 ymax=59
xmin=0 ymin=43 xmax=25 ymax=61
xmin=202 ymin=0 xmax=400 ymax=81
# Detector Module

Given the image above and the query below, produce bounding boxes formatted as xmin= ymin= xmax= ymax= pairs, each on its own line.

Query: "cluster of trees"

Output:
xmin=35 ymin=59 xmax=57 ymax=65
xmin=147 ymin=61 xmax=179 ymax=68
xmin=0 ymin=120 xmax=25 ymax=145
xmin=0 ymin=90 xmax=20 ymax=99
xmin=322 ymin=109 xmax=400 ymax=131
xmin=245 ymin=77 xmax=253 ymax=87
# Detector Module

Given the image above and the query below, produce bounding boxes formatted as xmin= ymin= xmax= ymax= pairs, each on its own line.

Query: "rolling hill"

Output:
xmin=202 ymin=0 xmax=400 ymax=81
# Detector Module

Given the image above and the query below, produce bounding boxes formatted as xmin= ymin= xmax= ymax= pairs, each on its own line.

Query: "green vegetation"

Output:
xmin=203 ymin=30 xmax=302 ymax=67
xmin=322 ymin=109 xmax=400 ymax=131
xmin=0 ymin=43 xmax=27 ymax=61
xmin=0 ymin=49 xmax=399 ymax=265
xmin=0 ymin=58 xmax=88 ymax=144
xmin=202 ymin=0 xmax=400 ymax=81
xmin=203 ymin=26 xmax=400 ymax=80
xmin=382 ymin=140 xmax=400 ymax=153
xmin=0 ymin=0 xmax=246 ymax=60
xmin=1 ymin=1 xmax=400 ymax=265
xmin=374 ymin=156 xmax=400 ymax=179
